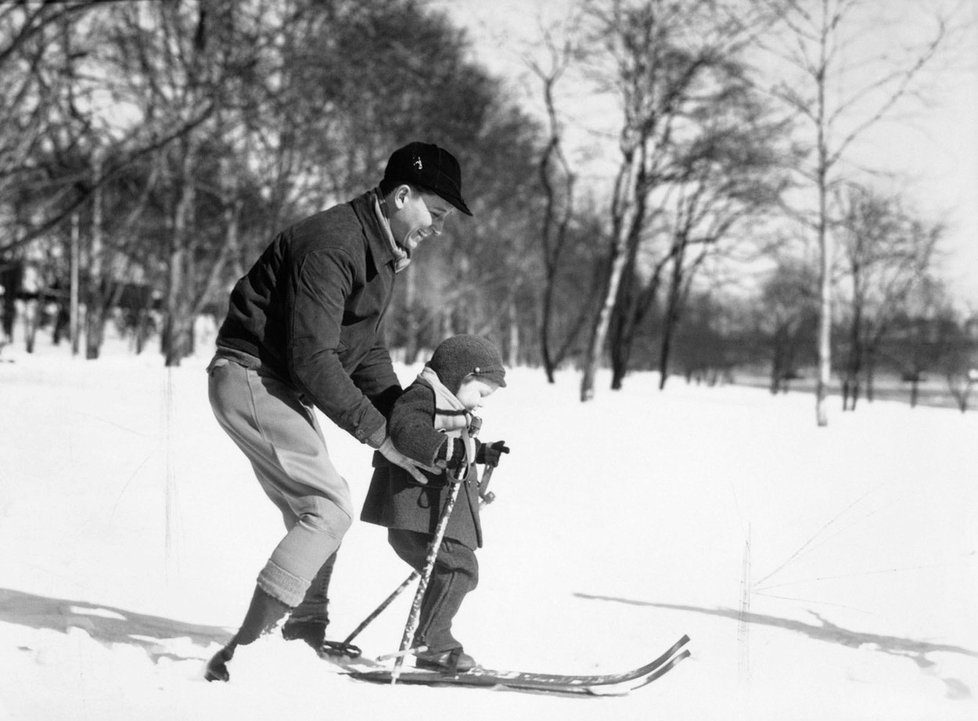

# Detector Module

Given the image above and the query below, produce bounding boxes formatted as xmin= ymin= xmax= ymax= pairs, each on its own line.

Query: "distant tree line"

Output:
xmin=1 ymin=0 xmax=975 ymax=415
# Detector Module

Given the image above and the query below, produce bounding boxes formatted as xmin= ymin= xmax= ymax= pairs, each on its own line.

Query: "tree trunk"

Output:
xmin=580 ymin=239 xmax=629 ymax=402
xmin=658 ymin=283 xmax=682 ymax=390
xmin=608 ymin=268 xmax=638 ymax=390
xmin=865 ymin=352 xmax=876 ymax=402
xmin=540 ymin=274 xmax=557 ymax=383
xmin=164 ymin=140 xmax=198 ymax=367
xmin=581 ymin=146 xmax=645 ymax=402
xmin=770 ymin=335 xmax=784 ymax=394
xmin=815 ymin=184 xmax=832 ymax=423
xmin=70 ymin=213 xmax=81 ymax=356
xmin=813 ymin=5 xmax=833 ymax=427
xmin=657 ymin=239 xmax=691 ymax=391
xmin=506 ymin=293 xmax=519 ymax=368
xmin=22 ymin=296 xmax=38 ymax=353
xmin=85 ymin=154 xmax=106 ymax=360
xmin=0 ymin=262 xmax=18 ymax=344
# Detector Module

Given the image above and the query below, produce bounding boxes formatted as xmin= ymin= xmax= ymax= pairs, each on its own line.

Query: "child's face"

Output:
xmin=455 ymin=377 xmax=500 ymax=411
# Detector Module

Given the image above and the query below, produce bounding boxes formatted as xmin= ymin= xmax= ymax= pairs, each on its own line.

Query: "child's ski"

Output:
xmin=345 ymin=634 xmax=690 ymax=696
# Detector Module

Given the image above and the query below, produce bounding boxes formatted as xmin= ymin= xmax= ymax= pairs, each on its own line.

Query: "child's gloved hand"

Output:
xmin=440 ymin=438 xmax=467 ymax=471
xmin=479 ymin=440 xmax=510 ymax=468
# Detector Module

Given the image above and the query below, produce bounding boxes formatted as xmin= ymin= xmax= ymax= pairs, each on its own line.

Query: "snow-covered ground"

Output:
xmin=1 ymin=337 xmax=975 ymax=721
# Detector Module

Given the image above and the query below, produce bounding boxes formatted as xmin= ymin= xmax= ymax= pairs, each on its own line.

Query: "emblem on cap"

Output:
xmin=412 ymin=155 xmax=423 ymax=171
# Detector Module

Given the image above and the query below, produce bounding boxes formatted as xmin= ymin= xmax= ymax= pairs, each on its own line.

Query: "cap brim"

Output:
xmin=433 ymin=190 xmax=472 ymax=217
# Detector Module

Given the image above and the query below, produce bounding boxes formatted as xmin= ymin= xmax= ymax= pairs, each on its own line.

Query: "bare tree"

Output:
xmin=527 ymin=24 xmax=589 ymax=382
xmin=0 ymin=1 xmax=102 ymax=247
xmin=575 ymin=0 xmax=785 ymax=402
xmin=652 ymin=98 xmax=793 ymax=389
xmin=758 ymin=257 xmax=820 ymax=393
xmin=934 ymin=308 xmax=977 ymax=413
xmin=836 ymin=185 xmax=942 ymax=409
xmin=883 ymin=276 xmax=958 ymax=408
xmin=761 ymin=0 xmax=949 ymax=425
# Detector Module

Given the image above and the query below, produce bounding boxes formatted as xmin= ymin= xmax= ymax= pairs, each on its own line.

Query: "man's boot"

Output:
xmin=282 ymin=551 xmax=335 ymax=652
xmin=205 ymin=586 xmax=291 ymax=682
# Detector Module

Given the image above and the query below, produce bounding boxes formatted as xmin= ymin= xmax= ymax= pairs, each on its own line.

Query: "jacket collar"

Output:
xmin=372 ymin=195 xmax=410 ymax=272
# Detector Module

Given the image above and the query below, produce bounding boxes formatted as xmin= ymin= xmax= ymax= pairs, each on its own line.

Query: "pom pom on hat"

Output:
xmin=428 ymin=335 xmax=506 ymax=394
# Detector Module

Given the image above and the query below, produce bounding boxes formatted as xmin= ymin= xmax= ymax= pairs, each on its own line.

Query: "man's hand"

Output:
xmin=378 ymin=437 xmax=428 ymax=485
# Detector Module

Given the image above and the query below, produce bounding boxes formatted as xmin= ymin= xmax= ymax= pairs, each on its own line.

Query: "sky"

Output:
xmin=428 ymin=0 xmax=978 ymax=307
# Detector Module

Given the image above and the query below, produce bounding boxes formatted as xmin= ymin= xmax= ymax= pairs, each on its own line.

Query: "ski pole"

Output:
xmin=320 ymin=571 xmax=417 ymax=658
xmin=477 ymin=463 xmax=496 ymax=505
xmin=390 ymin=416 xmax=481 ymax=684
xmin=322 ymin=481 xmax=498 ymax=658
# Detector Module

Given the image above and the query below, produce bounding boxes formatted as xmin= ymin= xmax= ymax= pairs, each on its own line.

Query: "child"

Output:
xmin=360 ymin=335 xmax=509 ymax=672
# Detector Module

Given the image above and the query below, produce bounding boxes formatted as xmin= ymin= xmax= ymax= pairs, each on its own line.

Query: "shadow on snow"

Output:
xmin=574 ymin=592 xmax=975 ymax=700
xmin=0 ymin=587 xmax=228 ymax=664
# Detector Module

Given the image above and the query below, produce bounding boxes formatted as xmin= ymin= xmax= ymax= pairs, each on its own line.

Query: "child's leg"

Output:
xmin=419 ymin=537 xmax=478 ymax=652
xmin=388 ymin=529 xmax=479 ymax=652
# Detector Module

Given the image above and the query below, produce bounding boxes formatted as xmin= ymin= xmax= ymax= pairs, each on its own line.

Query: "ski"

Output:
xmin=344 ymin=634 xmax=690 ymax=696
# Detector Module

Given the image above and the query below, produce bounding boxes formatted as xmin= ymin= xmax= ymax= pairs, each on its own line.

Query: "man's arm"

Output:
xmin=286 ymin=248 xmax=387 ymax=446
xmin=350 ymin=341 xmax=429 ymax=483
xmin=349 ymin=339 xmax=402 ymax=420
xmin=287 ymin=249 xmax=427 ymax=483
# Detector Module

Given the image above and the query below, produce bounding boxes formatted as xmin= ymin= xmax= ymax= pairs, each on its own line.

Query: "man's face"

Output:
xmin=388 ymin=187 xmax=455 ymax=255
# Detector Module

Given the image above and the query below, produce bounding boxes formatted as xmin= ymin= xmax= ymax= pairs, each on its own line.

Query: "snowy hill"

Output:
xmin=0 ymin=343 xmax=975 ymax=720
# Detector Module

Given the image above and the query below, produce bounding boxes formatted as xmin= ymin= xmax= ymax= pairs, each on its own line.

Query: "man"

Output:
xmin=204 ymin=142 xmax=472 ymax=682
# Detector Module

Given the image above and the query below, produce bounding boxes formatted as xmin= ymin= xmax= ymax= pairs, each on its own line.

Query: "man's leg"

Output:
xmin=206 ymin=358 xmax=353 ymax=679
xmin=204 ymin=585 xmax=290 ymax=682
xmin=282 ymin=550 xmax=338 ymax=649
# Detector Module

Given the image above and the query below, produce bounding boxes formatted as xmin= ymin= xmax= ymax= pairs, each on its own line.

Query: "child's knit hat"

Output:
xmin=428 ymin=335 xmax=507 ymax=394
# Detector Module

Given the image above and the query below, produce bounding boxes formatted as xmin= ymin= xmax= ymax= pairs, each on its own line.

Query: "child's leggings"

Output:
xmin=387 ymin=528 xmax=479 ymax=652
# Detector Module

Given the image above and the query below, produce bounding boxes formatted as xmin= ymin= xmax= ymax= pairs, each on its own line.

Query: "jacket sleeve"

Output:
xmin=286 ymin=247 xmax=387 ymax=447
xmin=350 ymin=338 xmax=402 ymax=420
xmin=388 ymin=384 xmax=450 ymax=468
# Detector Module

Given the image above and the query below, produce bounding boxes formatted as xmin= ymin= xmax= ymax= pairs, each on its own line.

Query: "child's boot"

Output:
xmin=415 ymin=646 xmax=477 ymax=673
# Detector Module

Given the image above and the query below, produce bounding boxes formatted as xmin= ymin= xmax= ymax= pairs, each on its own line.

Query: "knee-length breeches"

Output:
xmin=208 ymin=356 xmax=353 ymax=607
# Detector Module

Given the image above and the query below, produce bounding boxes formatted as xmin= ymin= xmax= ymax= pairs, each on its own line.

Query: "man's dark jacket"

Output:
xmin=216 ymin=190 xmax=401 ymax=447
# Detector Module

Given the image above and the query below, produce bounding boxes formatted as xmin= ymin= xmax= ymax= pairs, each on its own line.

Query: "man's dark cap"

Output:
xmin=382 ymin=142 xmax=472 ymax=216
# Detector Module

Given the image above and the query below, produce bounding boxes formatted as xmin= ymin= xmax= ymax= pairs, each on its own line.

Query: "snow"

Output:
xmin=1 ymin=338 xmax=976 ymax=721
